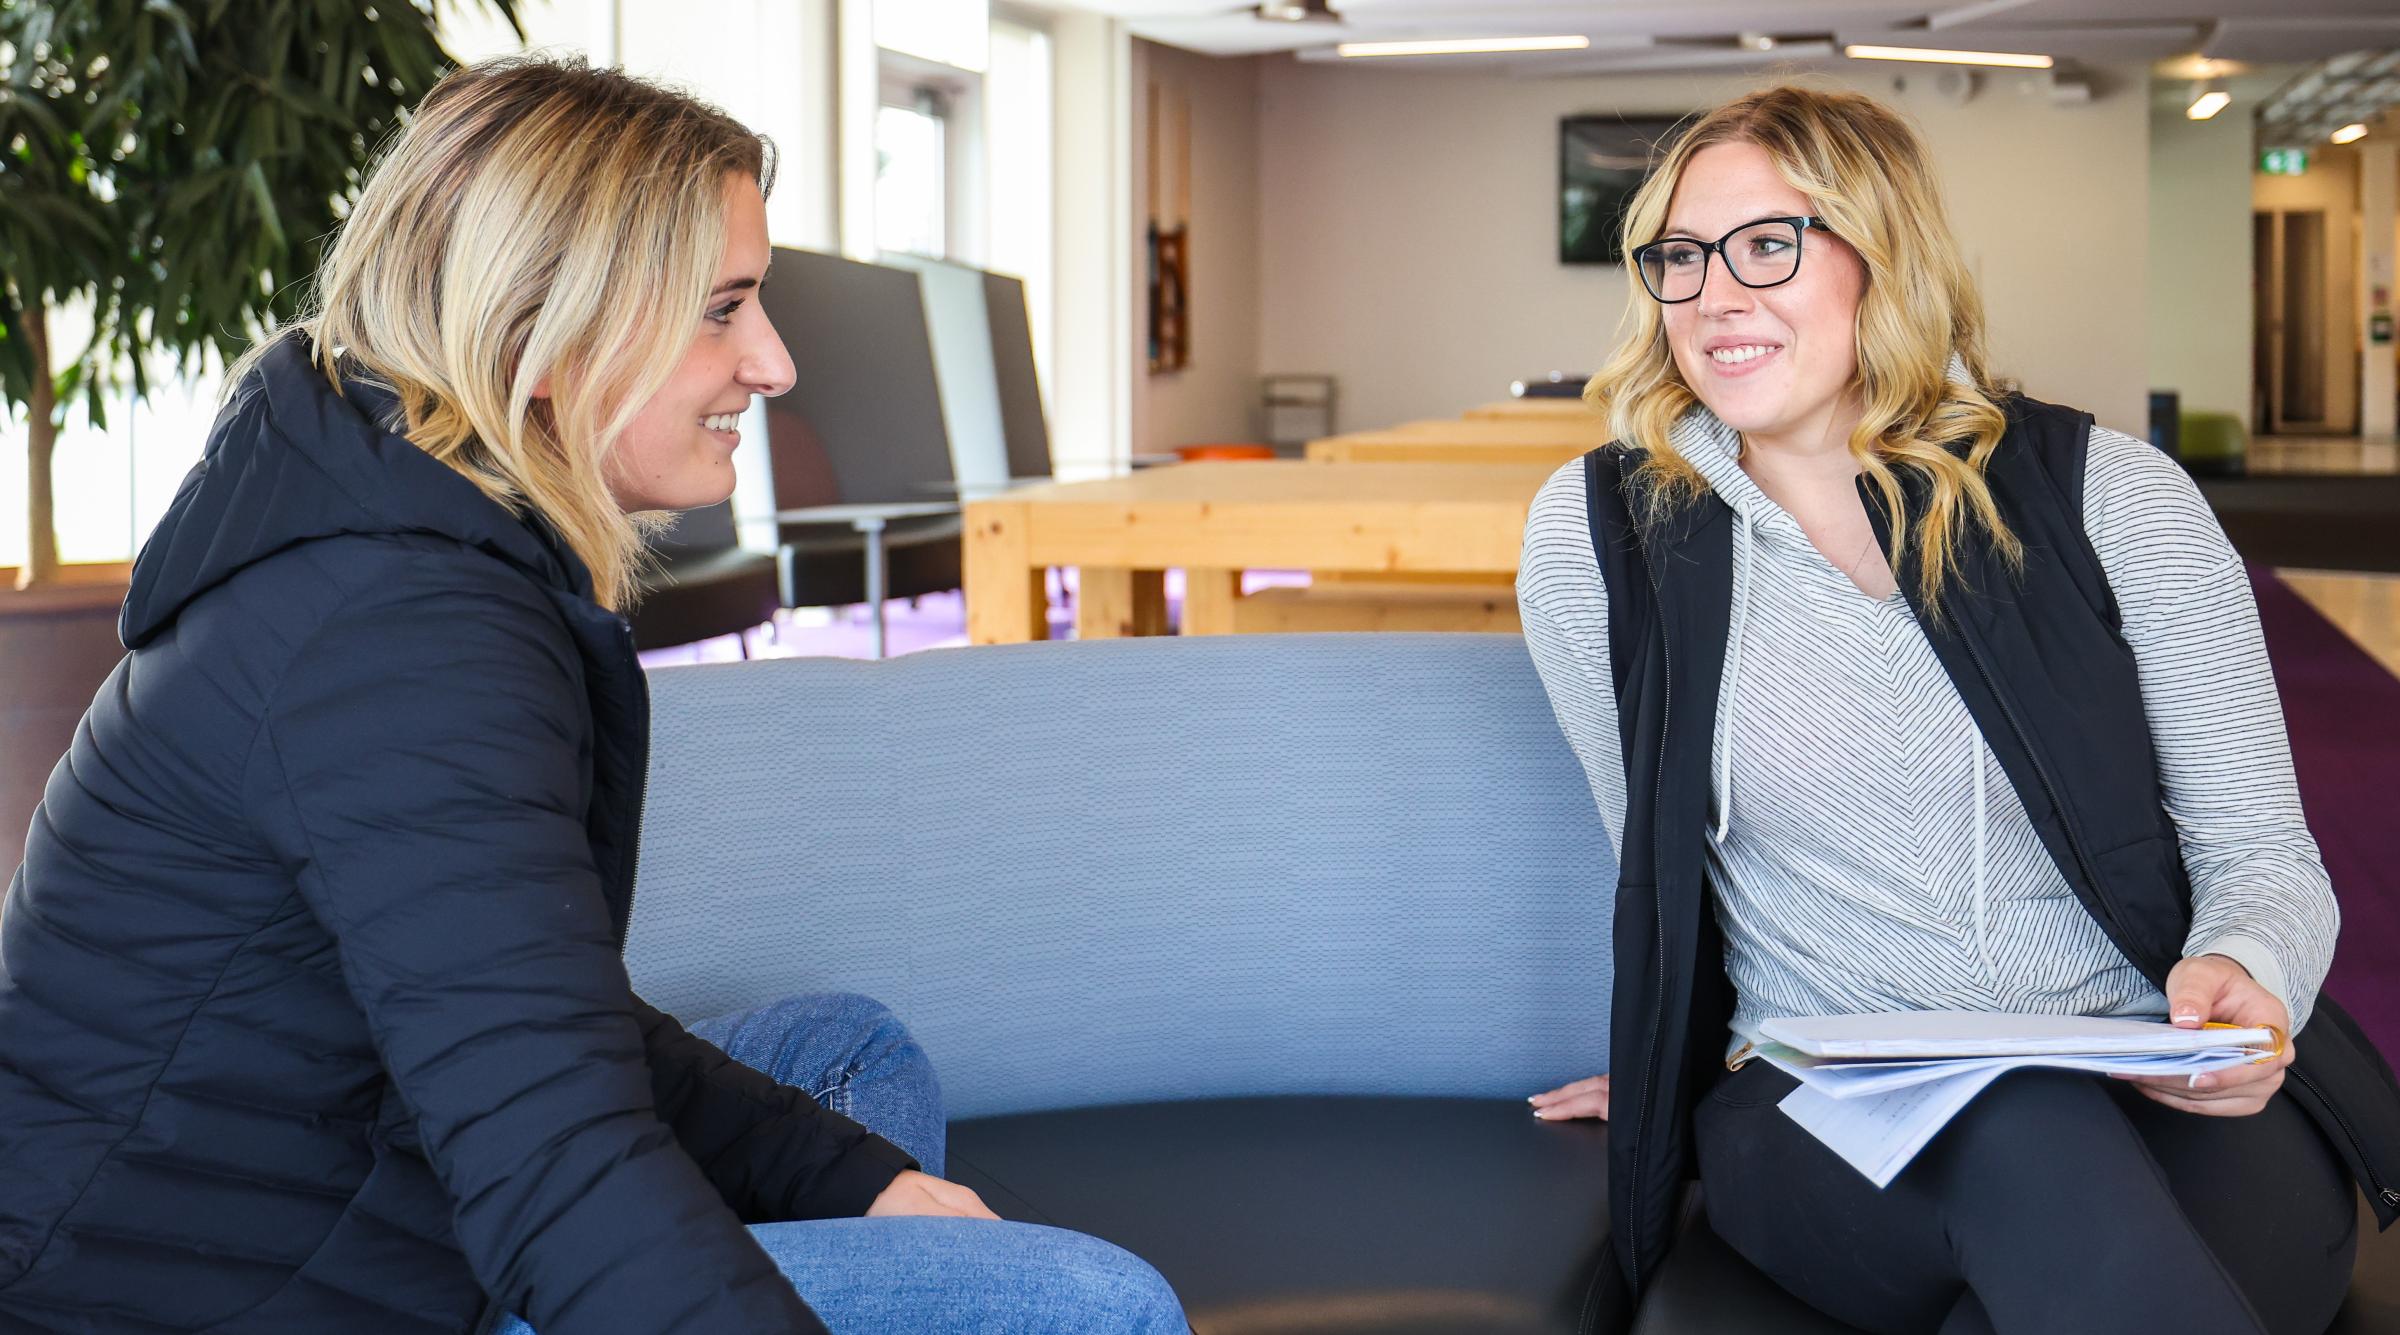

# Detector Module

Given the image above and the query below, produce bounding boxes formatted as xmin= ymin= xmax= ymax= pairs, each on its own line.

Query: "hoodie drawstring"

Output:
xmin=1969 ymin=713 xmax=1998 ymax=983
xmin=1713 ymin=512 xmax=1756 ymax=845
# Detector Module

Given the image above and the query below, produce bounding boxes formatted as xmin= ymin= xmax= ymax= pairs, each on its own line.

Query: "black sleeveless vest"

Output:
xmin=1580 ymin=395 xmax=2400 ymax=1305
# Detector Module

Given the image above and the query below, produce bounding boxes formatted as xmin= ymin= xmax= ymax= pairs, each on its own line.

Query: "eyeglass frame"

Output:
xmin=1629 ymin=215 xmax=1834 ymax=304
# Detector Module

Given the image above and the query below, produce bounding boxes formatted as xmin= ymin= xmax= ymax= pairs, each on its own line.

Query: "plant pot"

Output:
xmin=1 ymin=576 xmax=131 ymax=880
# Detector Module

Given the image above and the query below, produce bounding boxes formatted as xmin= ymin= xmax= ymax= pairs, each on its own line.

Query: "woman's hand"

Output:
xmin=865 ymin=1170 xmax=1001 ymax=1220
xmin=2115 ymin=954 xmax=2293 ymax=1116
xmin=1530 ymin=1074 xmax=1610 ymax=1121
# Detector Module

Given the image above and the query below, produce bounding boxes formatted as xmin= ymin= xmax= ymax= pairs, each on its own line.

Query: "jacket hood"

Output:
xmin=121 ymin=336 xmax=585 ymax=648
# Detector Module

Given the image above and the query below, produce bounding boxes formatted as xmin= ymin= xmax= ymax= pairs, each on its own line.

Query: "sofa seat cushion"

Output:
xmin=947 ymin=1096 xmax=1613 ymax=1335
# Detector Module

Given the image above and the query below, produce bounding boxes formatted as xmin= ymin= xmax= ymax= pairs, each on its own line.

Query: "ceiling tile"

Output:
xmin=1931 ymin=0 xmax=2400 ymax=24
xmin=2207 ymin=17 xmax=2400 ymax=63
xmin=1841 ymin=24 xmax=2205 ymax=61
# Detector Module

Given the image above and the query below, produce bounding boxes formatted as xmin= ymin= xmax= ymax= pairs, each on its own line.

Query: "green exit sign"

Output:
xmin=2261 ymin=148 xmax=2310 ymax=176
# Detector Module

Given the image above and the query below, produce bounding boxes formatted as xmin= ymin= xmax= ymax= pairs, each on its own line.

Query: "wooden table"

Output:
xmin=1306 ymin=416 xmax=1608 ymax=467
xmin=1465 ymin=397 xmax=1597 ymax=421
xmin=1387 ymin=417 xmax=1609 ymax=441
xmin=962 ymin=461 xmax=1554 ymax=644
xmin=1306 ymin=433 xmax=1597 ymax=469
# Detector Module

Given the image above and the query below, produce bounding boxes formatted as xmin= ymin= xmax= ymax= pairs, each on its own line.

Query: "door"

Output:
xmin=2254 ymin=207 xmax=2359 ymax=435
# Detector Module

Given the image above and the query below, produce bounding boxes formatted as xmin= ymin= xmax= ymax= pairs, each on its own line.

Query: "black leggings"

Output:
xmin=1694 ymin=1063 xmax=2360 ymax=1335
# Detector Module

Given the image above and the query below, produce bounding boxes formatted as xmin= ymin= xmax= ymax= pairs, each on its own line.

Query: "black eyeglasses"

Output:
xmin=1630 ymin=216 xmax=1832 ymax=304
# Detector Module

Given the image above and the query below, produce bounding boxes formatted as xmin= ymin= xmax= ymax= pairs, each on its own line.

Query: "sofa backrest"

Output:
xmin=629 ymin=633 xmax=1616 ymax=1118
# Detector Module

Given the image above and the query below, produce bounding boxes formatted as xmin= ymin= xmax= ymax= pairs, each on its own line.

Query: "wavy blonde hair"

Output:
xmin=233 ymin=55 xmax=773 ymax=610
xmin=1587 ymin=84 xmax=2018 ymax=611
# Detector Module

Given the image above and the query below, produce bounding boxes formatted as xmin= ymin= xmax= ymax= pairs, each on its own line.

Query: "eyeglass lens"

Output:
xmin=1640 ymin=220 xmax=1806 ymax=302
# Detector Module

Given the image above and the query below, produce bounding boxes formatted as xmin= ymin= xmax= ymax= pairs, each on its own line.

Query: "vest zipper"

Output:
xmin=1629 ymin=538 xmax=1674 ymax=1289
xmin=1948 ymin=603 xmax=2396 ymax=1210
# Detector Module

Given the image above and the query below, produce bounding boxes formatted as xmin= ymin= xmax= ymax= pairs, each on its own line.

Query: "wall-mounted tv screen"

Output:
xmin=1560 ymin=115 xmax=1685 ymax=265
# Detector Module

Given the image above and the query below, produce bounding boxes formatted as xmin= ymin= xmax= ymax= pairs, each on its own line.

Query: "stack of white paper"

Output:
xmin=1751 ymin=1012 xmax=2278 ymax=1187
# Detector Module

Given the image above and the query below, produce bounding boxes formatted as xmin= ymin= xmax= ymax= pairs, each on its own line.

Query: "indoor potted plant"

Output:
xmin=0 ymin=0 xmax=514 ymax=873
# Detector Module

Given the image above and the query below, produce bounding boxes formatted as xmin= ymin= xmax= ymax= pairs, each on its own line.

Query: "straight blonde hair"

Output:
xmin=233 ymin=55 xmax=773 ymax=610
xmin=1587 ymin=85 xmax=2018 ymax=612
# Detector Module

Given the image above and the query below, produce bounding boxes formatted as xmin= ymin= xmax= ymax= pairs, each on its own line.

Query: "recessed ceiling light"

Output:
xmin=1335 ymin=35 xmax=1592 ymax=58
xmin=1843 ymin=43 xmax=2053 ymax=70
xmin=2331 ymin=123 xmax=2369 ymax=144
xmin=2187 ymin=89 xmax=2230 ymax=120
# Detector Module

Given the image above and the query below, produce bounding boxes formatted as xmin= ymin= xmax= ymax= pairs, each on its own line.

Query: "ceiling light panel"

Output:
xmin=1335 ymin=34 xmax=1592 ymax=57
xmin=1843 ymin=43 xmax=2053 ymax=68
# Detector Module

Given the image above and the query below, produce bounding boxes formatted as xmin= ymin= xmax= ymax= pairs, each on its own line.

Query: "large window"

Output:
xmin=0 ymin=304 xmax=226 ymax=569
xmin=5 ymin=0 xmax=1059 ymax=566
xmin=876 ymin=95 xmax=951 ymax=259
xmin=874 ymin=0 xmax=988 ymax=74
xmin=987 ymin=12 xmax=1055 ymax=404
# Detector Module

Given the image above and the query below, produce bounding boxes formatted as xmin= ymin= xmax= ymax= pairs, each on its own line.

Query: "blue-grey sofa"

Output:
xmin=625 ymin=633 xmax=2399 ymax=1335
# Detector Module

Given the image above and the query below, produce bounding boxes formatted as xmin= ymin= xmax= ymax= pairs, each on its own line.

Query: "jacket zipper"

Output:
xmin=1629 ymin=535 xmax=1673 ymax=1289
xmin=621 ymin=770 xmax=647 ymax=962
xmin=1949 ymin=605 xmax=2396 ymax=1210
xmin=618 ymin=616 xmax=647 ymax=960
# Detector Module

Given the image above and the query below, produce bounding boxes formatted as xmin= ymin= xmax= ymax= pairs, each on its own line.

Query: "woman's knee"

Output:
xmin=691 ymin=992 xmax=944 ymax=1156
xmin=699 ymin=992 xmax=925 ymax=1077
xmin=742 ymin=991 xmax=910 ymax=1047
xmin=1003 ymin=1226 xmax=1188 ymax=1333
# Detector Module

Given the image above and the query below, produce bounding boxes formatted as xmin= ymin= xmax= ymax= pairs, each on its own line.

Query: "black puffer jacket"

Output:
xmin=0 ymin=338 xmax=914 ymax=1334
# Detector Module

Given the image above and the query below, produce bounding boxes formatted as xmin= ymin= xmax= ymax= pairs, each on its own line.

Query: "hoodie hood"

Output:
xmin=1665 ymin=349 xmax=1981 ymax=542
xmin=121 ymin=336 xmax=585 ymax=648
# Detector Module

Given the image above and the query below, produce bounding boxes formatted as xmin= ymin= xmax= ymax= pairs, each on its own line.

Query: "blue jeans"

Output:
xmin=494 ymin=993 xmax=1186 ymax=1334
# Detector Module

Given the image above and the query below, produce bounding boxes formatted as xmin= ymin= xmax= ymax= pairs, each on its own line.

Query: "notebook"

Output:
xmin=1748 ymin=1011 xmax=2281 ymax=1187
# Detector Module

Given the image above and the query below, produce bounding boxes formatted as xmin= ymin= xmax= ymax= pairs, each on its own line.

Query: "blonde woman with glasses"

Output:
xmin=1517 ymin=85 xmax=2397 ymax=1333
xmin=0 ymin=57 xmax=1183 ymax=1335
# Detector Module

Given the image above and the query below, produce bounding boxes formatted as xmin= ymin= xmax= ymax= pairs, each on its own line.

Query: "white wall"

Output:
xmin=1049 ymin=11 xmax=1133 ymax=475
xmin=2358 ymin=137 xmax=2396 ymax=440
xmin=2148 ymin=105 xmax=2255 ymax=422
xmin=1255 ymin=62 xmax=2155 ymax=438
xmin=1129 ymin=41 xmax=1265 ymax=456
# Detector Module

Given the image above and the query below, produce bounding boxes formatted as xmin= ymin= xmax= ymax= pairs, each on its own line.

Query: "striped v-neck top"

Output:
xmin=1516 ymin=406 xmax=2338 ymax=1040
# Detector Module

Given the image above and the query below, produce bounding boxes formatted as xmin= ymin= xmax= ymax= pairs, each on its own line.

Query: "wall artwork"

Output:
xmin=1559 ymin=115 xmax=1686 ymax=265
xmin=1147 ymin=80 xmax=1191 ymax=374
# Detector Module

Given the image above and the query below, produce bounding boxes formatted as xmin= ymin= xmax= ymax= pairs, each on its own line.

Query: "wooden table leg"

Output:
xmin=1181 ymin=567 xmax=1243 ymax=636
xmin=965 ymin=502 xmax=1047 ymax=645
xmin=1076 ymin=568 xmax=1169 ymax=639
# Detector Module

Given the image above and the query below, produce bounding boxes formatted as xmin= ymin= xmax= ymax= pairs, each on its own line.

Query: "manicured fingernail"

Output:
xmin=1527 ymin=1095 xmax=1540 ymax=1105
xmin=1532 ymin=1109 xmax=1550 ymax=1120
xmin=2189 ymin=1074 xmax=2210 ymax=1090
xmin=2173 ymin=1013 xmax=2199 ymax=1023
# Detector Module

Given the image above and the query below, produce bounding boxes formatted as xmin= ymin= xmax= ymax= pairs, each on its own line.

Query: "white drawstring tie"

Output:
xmin=1969 ymin=712 xmax=1998 ymax=982
xmin=1713 ymin=511 xmax=1756 ymax=846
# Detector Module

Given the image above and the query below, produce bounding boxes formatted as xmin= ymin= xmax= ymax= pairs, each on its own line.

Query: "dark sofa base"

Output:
xmin=949 ymin=1096 xmax=1615 ymax=1334
xmin=949 ymin=1095 xmax=2400 ymax=1335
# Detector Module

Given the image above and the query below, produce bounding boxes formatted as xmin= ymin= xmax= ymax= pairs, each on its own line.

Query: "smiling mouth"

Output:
xmin=1708 ymin=343 xmax=1782 ymax=366
xmin=700 ymin=413 xmax=741 ymax=435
